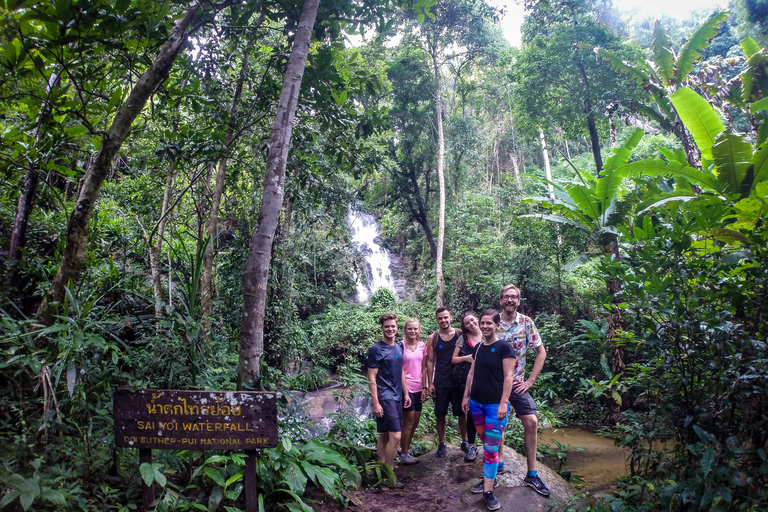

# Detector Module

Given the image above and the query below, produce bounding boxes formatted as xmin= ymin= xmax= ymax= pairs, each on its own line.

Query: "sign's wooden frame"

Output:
xmin=114 ymin=389 xmax=278 ymax=511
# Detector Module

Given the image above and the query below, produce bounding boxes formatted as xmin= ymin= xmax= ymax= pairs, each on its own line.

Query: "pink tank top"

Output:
xmin=401 ymin=340 xmax=427 ymax=393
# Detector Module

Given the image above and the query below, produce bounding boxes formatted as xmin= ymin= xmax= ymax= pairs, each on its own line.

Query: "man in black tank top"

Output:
xmin=426 ymin=306 xmax=469 ymax=457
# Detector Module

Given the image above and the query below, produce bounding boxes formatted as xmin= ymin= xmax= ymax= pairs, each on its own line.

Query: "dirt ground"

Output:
xmin=307 ymin=443 xmax=574 ymax=512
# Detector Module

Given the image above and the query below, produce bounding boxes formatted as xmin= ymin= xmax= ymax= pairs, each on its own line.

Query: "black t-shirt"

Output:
xmin=432 ymin=330 xmax=461 ymax=388
xmin=469 ymin=340 xmax=516 ymax=404
xmin=367 ymin=340 xmax=403 ymax=401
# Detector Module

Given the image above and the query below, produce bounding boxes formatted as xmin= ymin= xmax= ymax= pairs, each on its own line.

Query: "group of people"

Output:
xmin=366 ymin=284 xmax=550 ymax=511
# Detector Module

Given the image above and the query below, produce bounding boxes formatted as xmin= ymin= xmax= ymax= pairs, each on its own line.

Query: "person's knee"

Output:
xmin=520 ymin=414 xmax=537 ymax=431
xmin=390 ymin=432 xmax=402 ymax=443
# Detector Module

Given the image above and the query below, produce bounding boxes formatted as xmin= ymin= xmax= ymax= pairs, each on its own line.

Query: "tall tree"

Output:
xmin=408 ymin=0 xmax=499 ymax=305
xmin=38 ymin=1 xmax=223 ymax=318
xmin=238 ymin=0 xmax=320 ymax=388
xmin=514 ymin=0 xmax=641 ymax=175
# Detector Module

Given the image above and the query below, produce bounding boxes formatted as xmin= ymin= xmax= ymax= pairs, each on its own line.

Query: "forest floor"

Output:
xmin=307 ymin=443 xmax=574 ymax=512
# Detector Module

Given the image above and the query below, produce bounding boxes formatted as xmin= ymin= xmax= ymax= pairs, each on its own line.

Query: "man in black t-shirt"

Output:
xmin=427 ymin=306 xmax=468 ymax=457
xmin=368 ymin=313 xmax=412 ymax=468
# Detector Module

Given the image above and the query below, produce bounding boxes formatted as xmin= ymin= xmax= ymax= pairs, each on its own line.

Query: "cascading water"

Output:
xmin=347 ymin=209 xmax=398 ymax=302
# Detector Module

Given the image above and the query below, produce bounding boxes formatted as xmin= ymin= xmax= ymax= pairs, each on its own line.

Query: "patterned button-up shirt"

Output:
xmin=497 ymin=312 xmax=542 ymax=383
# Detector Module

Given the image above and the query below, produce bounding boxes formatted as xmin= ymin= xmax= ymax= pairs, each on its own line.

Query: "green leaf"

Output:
xmin=65 ymin=125 xmax=89 ymax=138
xmin=710 ymin=228 xmax=749 ymax=244
xmin=753 ymin=140 xmax=768 ymax=184
xmin=636 ymin=193 xmax=697 ymax=215
xmin=750 ymin=97 xmax=768 ymax=114
xmin=676 ymin=12 xmax=728 ymax=83
xmin=207 ymin=485 xmax=223 ymax=512
xmin=224 ymin=471 xmax=244 ymax=489
xmin=712 ymin=130 xmax=752 ymax=194
xmin=617 ymin=158 xmax=721 ymax=193
xmin=670 ymin=87 xmax=725 ymax=162
xmin=140 ymin=462 xmax=155 ymax=487
xmin=19 ymin=491 xmax=34 ymax=511
xmin=153 ymin=465 xmax=167 ymax=488
xmin=39 ymin=488 xmax=66 ymax=506
xmin=594 ymin=48 xmax=651 ymax=85
xmin=650 ymin=21 xmax=675 ymax=86
xmin=418 ymin=13 xmax=424 ymax=24
xmin=741 ymin=37 xmax=761 ymax=59
xmin=722 ymin=250 xmax=754 ymax=264
xmin=519 ymin=214 xmax=591 ymax=231
xmin=204 ymin=467 xmax=226 ymax=488
xmin=0 ymin=490 xmax=21 ymax=508
xmin=114 ymin=0 xmax=131 ymax=13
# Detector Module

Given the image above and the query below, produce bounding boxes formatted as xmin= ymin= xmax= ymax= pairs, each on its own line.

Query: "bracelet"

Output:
xmin=422 ymin=387 xmax=427 ymax=389
xmin=368 ymin=381 xmax=377 ymax=385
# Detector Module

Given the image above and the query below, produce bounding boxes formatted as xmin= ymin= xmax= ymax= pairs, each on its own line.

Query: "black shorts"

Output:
xmin=434 ymin=386 xmax=464 ymax=418
xmin=509 ymin=391 xmax=537 ymax=417
xmin=375 ymin=399 xmax=403 ymax=433
xmin=404 ymin=391 xmax=423 ymax=412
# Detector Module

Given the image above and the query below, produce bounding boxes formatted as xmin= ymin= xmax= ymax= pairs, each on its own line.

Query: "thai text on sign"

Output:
xmin=114 ymin=390 xmax=278 ymax=450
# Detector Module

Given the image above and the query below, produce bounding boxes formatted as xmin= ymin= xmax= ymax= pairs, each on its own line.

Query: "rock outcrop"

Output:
xmin=329 ymin=443 xmax=574 ymax=512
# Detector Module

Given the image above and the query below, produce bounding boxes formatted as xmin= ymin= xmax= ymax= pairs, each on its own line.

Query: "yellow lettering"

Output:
xmin=246 ymin=423 xmax=253 ymax=432
xmin=206 ymin=423 xmax=212 ymax=431
xmin=182 ymin=423 xmax=192 ymax=431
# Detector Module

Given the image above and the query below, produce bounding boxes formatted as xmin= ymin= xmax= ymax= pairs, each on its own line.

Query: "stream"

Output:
xmin=539 ymin=427 xmax=630 ymax=492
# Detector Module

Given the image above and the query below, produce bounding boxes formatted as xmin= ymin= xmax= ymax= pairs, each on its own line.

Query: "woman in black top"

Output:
xmin=461 ymin=309 xmax=515 ymax=511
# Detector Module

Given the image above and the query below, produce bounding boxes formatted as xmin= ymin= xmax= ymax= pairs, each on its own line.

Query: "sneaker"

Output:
xmin=496 ymin=461 xmax=505 ymax=473
xmin=483 ymin=490 xmax=501 ymax=511
xmin=524 ymin=475 xmax=551 ymax=497
xmin=471 ymin=479 xmax=498 ymax=494
xmin=400 ymin=452 xmax=419 ymax=465
xmin=460 ymin=440 xmax=470 ymax=453
xmin=464 ymin=445 xmax=478 ymax=462
xmin=437 ymin=443 xmax=447 ymax=457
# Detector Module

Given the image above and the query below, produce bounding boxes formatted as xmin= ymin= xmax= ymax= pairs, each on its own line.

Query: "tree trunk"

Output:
xmin=151 ymin=156 xmax=176 ymax=319
xmin=38 ymin=3 xmax=204 ymax=319
xmin=539 ymin=128 xmax=555 ymax=203
xmin=406 ymin=168 xmax=437 ymax=260
xmin=238 ymin=0 xmax=319 ymax=389
xmin=574 ymin=57 xmax=603 ymax=174
xmin=430 ymin=50 xmax=446 ymax=308
xmin=200 ymin=27 xmax=261 ymax=341
xmin=6 ymin=72 xmax=61 ymax=287
xmin=510 ymin=153 xmax=522 ymax=192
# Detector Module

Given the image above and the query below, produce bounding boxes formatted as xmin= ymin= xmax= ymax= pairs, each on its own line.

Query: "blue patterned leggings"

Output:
xmin=469 ymin=399 xmax=509 ymax=479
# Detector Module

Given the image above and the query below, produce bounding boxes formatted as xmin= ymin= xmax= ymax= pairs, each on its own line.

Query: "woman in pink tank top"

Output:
xmin=400 ymin=318 xmax=427 ymax=465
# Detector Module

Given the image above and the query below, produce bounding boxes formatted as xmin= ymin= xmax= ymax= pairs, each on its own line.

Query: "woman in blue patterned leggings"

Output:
xmin=461 ymin=309 xmax=516 ymax=511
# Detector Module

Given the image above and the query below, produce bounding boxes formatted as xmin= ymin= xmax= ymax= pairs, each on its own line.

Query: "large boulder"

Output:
xmin=332 ymin=443 xmax=574 ymax=512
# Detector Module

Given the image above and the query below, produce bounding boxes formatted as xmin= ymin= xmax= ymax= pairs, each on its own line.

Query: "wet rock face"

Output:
xmin=311 ymin=443 xmax=574 ymax=512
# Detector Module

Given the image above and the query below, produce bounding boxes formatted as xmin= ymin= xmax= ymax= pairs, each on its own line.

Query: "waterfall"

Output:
xmin=347 ymin=209 xmax=397 ymax=302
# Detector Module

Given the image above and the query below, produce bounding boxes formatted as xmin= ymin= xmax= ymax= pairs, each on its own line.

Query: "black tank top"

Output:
xmin=433 ymin=330 xmax=460 ymax=388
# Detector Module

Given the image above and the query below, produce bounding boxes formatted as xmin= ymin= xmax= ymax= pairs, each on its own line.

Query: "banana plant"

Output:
xmin=593 ymin=13 xmax=730 ymax=167
xmin=613 ymin=37 xmax=768 ymax=241
xmin=523 ymin=128 xmax=645 ymax=265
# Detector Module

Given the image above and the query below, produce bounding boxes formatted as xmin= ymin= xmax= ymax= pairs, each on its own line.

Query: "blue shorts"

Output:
xmin=375 ymin=399 xmax=403 ymax=433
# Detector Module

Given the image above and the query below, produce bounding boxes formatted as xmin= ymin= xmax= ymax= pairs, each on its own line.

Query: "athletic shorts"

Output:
xmin=509 ymin=390 xmax=537 ymax=417
xmin=375 ymin=399 xmax=403 ymax=433
xmin=404 ymin=391 xmax=423 ymax=412
xmin=434 ymin=386 xmax=464 ymax=418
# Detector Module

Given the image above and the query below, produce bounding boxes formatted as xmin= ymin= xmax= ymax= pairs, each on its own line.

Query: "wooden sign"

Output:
xmin=114 ymin=389 xmax=278 ymax=450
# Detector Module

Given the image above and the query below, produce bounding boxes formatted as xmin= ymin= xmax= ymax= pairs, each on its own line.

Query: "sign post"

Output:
xmin=114 ymin=390 xmax=278 ymax=511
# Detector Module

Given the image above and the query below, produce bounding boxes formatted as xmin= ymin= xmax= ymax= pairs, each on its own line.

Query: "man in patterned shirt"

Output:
xmin=496 ymin=284 xmax=550 ymax=497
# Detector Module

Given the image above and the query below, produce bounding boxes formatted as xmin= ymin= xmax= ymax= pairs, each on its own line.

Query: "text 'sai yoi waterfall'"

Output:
xmin=347 ymin=210 xmax=397 ymax=302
